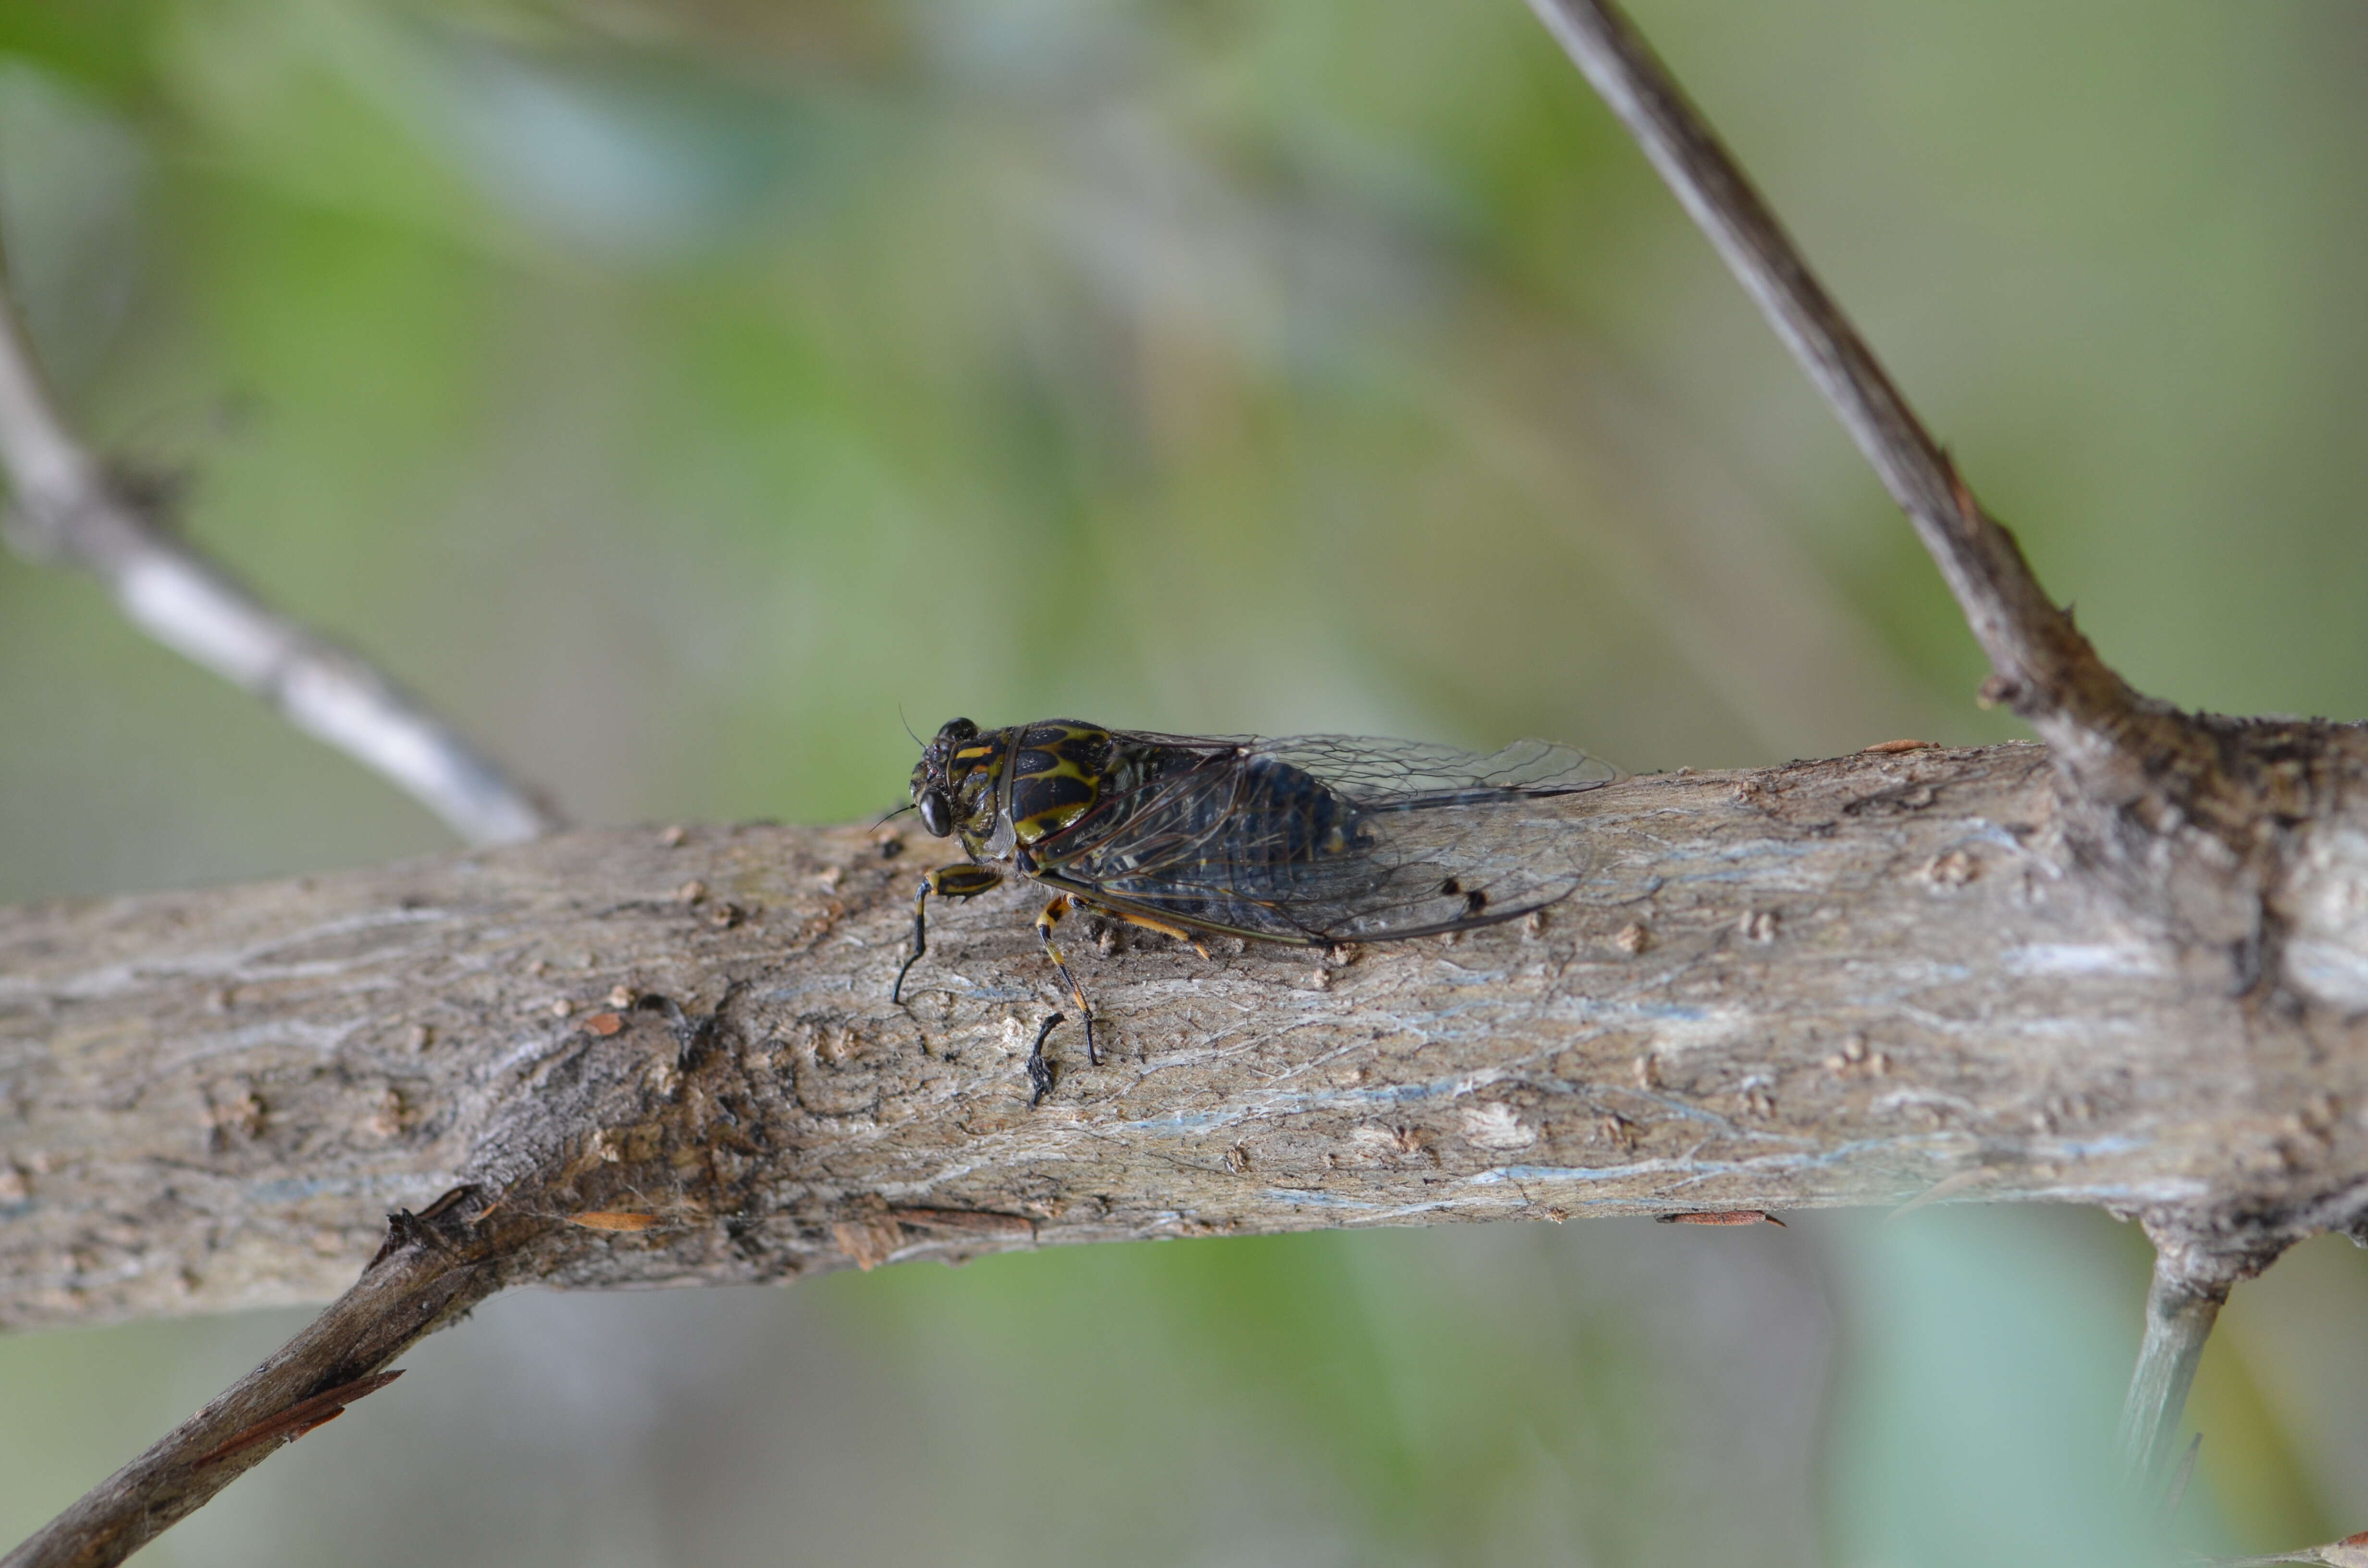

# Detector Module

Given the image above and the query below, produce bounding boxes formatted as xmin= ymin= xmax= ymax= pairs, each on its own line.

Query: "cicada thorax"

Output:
xmin=1003 ymin=723 xmax=1117 ymax=845
xmin=929 ymin=720 xmax=1121 ymax=860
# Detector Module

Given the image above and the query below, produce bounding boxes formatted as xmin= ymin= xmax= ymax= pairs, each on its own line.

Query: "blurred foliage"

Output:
xmin=5 ymin=1 xmax=2368 ymax=1562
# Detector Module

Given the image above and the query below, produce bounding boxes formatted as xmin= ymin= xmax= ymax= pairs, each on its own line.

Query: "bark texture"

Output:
xmin=9 ymin=2 xmax=2357 ymax=1557
xmin=9 ymin=739 xmax=2368 ymax=1335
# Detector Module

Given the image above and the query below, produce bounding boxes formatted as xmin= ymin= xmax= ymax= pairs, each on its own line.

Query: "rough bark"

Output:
xmin=8 ymin=739 xmax=2367 ymax=1337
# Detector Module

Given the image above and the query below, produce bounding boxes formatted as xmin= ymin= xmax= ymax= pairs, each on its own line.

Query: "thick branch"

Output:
xmin=1521 ymin=0 xmax=2165 ymax=780
xmin=6 ymin=743 xmax=2366 ymax=1333
xmin=0 ymin=278 xmax=561 ymax=847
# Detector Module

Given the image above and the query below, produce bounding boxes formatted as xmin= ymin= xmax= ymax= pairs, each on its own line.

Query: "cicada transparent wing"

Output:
xmin=1026 ymin=733 xmax=1618 ymax=946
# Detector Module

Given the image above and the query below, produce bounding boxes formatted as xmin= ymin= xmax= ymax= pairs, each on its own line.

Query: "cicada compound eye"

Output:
xmin=917 ymin=790 xmax=953 ymax=837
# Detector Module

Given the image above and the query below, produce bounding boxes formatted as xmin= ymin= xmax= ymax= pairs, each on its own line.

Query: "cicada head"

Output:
xmin=909 ymin=717 xmax=1008 ymax=848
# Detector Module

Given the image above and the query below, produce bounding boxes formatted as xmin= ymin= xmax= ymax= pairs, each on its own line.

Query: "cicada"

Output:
xmin=892 ymin=719 xmax=1617 ymax=1094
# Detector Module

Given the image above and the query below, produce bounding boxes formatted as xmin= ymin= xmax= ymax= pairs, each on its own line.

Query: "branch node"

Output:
xmin=1976 ymin=674 xmax=2024 ymax=711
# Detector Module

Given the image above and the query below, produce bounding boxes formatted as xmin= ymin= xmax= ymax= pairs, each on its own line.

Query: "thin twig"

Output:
xmin=1520 ymin=0 xmax=2146 ymax=746
xmin=0 ymin=1200 xmax=520 ymax=1568
xmin=0 ymin=272 xmax=561 ymax=846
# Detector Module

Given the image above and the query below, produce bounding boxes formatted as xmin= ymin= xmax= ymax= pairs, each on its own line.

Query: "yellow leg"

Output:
xmin=1035 ymin=894 xmax=1100 ymax=1063
xmin=1087 ymin=903 xmax=1213 ymax=962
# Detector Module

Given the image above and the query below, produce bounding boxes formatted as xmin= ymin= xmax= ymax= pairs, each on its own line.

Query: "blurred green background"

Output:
xmin=3 ymin=0 xmax=2366 ymax=1562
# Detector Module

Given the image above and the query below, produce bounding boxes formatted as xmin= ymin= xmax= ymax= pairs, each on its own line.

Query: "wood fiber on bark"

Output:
xmin=8 ymin=740 xmax=2363 ymax=1334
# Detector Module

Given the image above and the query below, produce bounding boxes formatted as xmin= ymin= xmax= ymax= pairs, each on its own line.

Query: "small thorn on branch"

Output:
xmin=1657 ymin=1209 xmax=1785 ymax=1227
xmin=1976 ymin=674 xmax=2025 ymax=710
xmin=2115 ymin=1231 xmax=2267 ymax=1497
xmin=2116 ymin=1273 xmax=2218 ymax=1490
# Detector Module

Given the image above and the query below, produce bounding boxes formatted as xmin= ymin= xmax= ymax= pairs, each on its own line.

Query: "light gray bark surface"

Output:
xmin=8 ymin=740 xmax=2361 ymax=1334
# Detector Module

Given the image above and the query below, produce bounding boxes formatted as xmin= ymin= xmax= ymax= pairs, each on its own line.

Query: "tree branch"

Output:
xmin=0 ymin=274 xmax=562 ymax=848
xmin=5 ymin=746 xmax=2362 ymax=1334
xmin=13 ymin=741 xmax=2368 ymax=1559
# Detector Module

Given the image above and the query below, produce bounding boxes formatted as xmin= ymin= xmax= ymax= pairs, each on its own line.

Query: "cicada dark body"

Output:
xmin=892 ymin=719 xmax=1617 ymax=1093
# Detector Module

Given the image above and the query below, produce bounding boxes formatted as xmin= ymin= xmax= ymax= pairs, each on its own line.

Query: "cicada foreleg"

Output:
xmin=891 ymin=863 xmax=1004 ymax=1004
xmin=1035 ymin=894 xmax=1101 ymax=1064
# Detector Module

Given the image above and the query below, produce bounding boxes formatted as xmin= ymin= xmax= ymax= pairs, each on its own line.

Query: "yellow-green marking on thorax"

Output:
xmin=1006 ymin=722 xmax=1111 ymax=844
